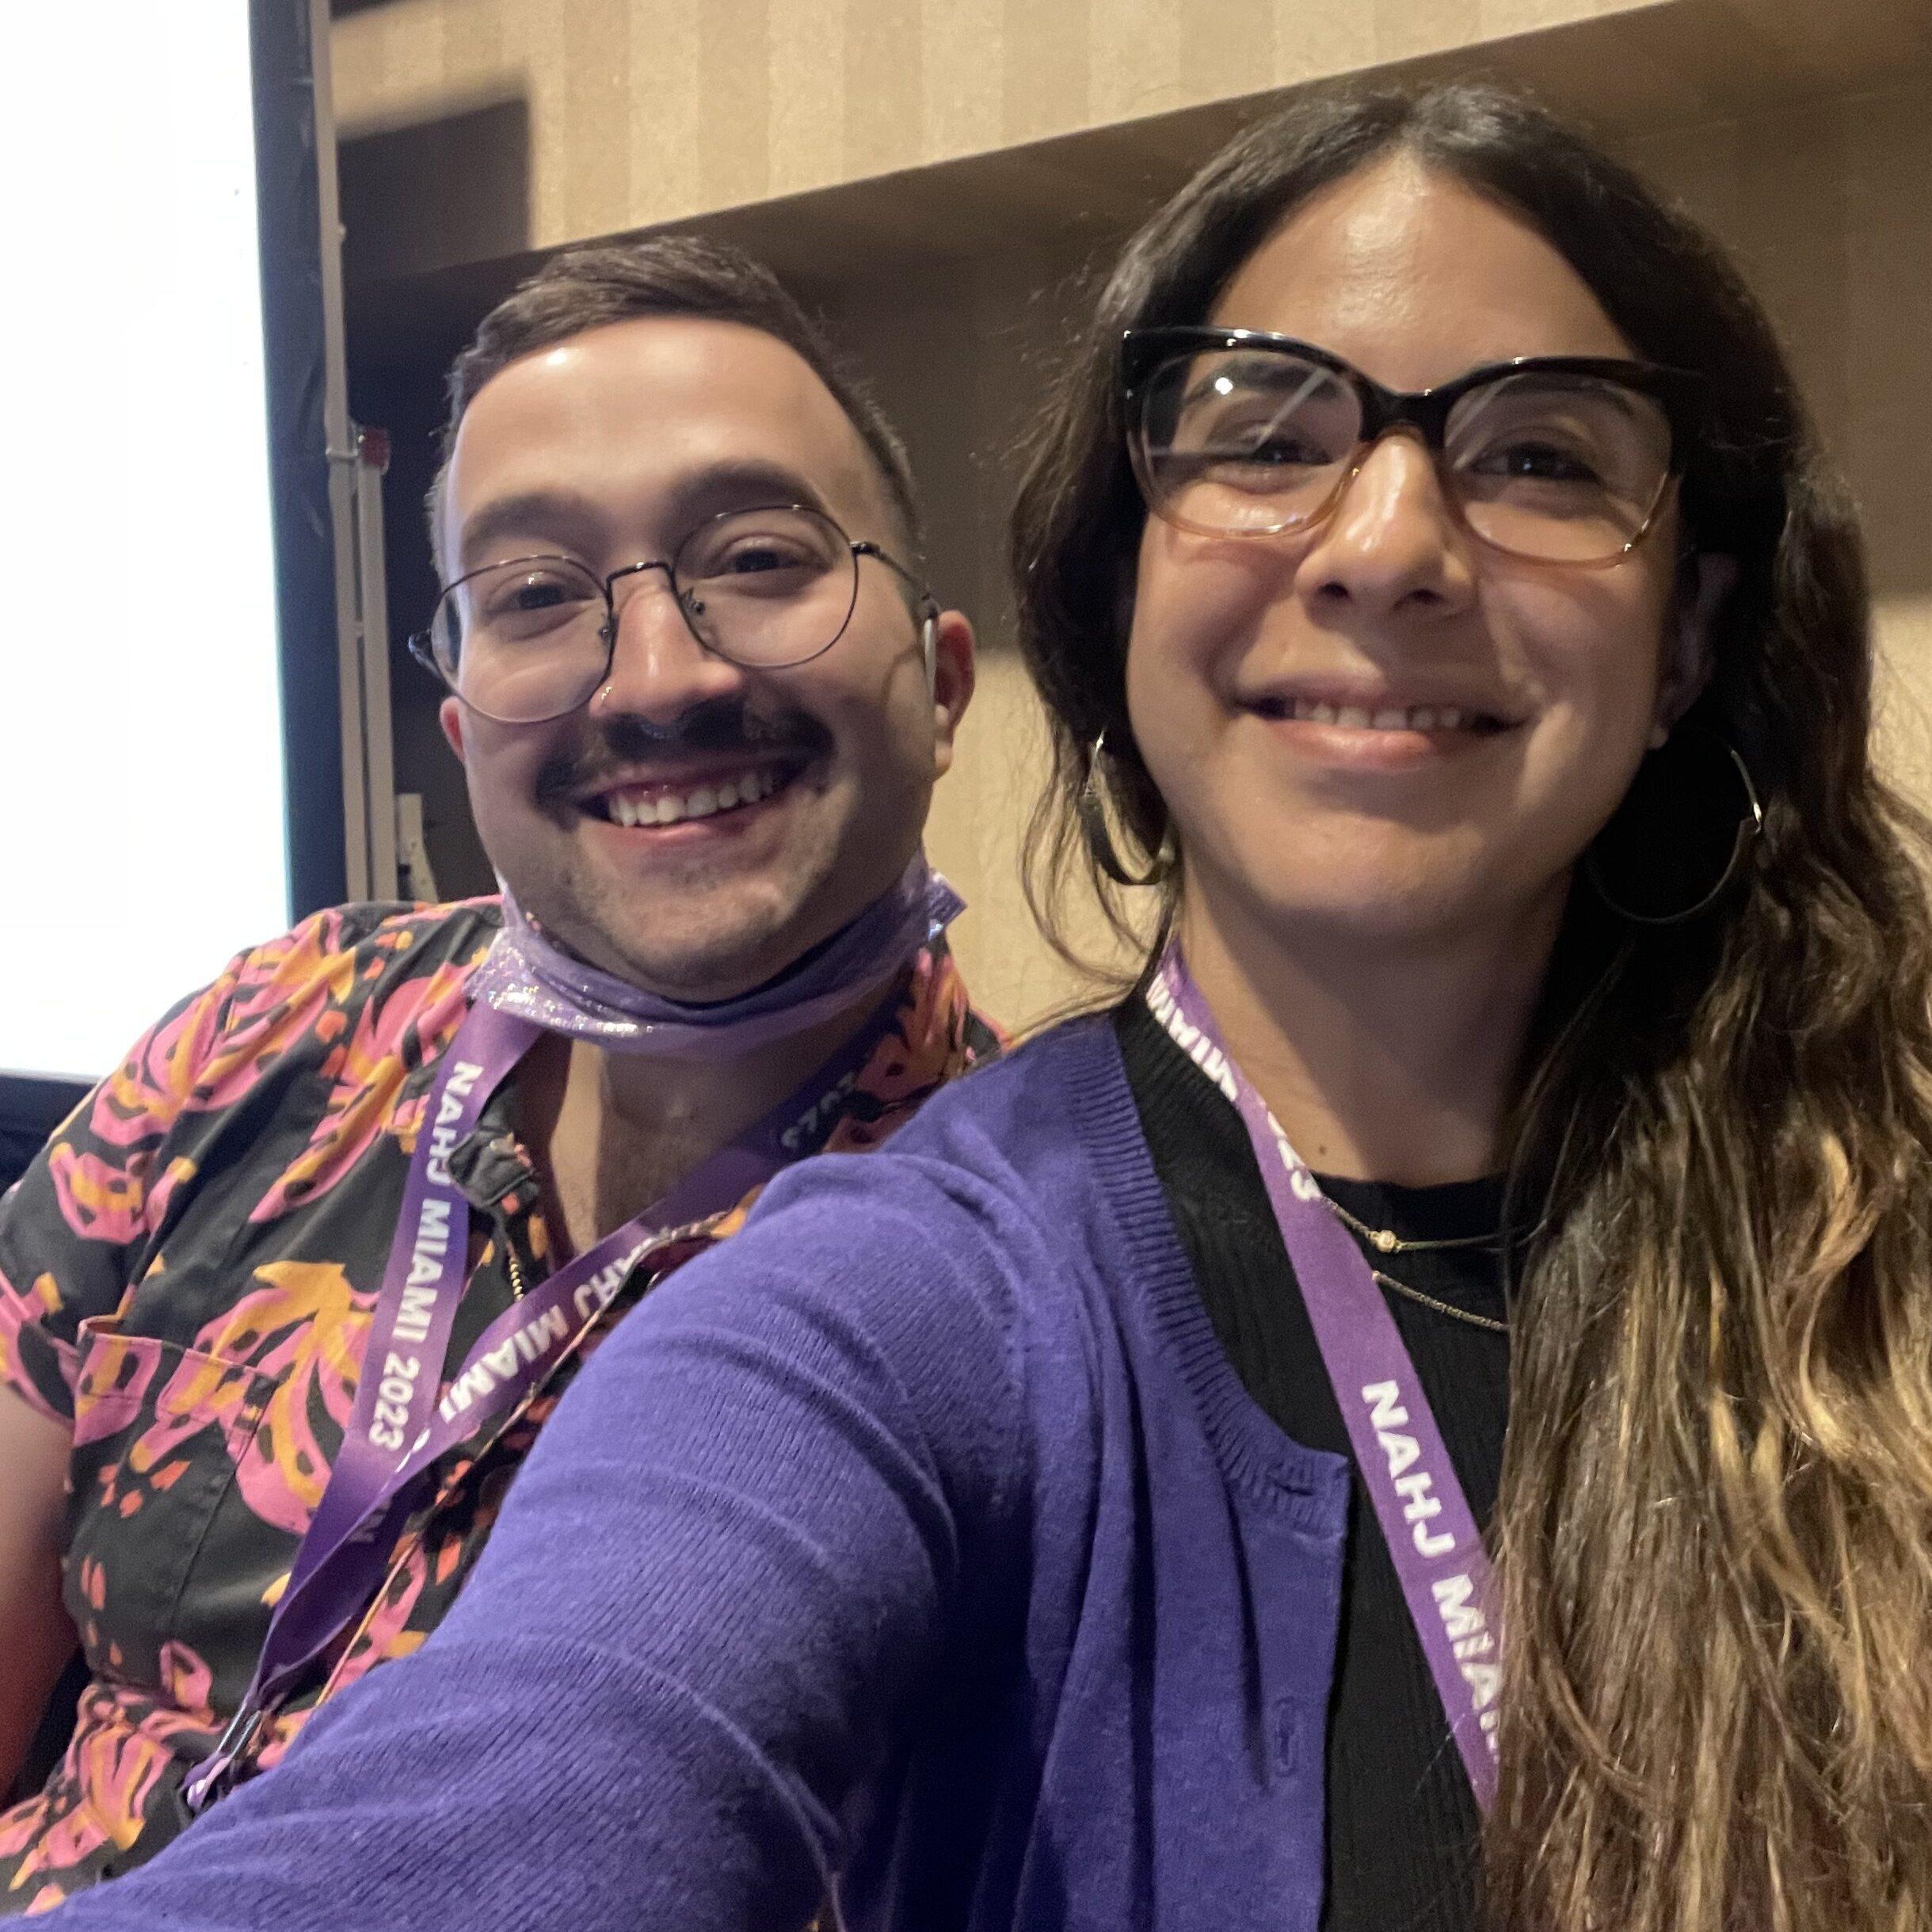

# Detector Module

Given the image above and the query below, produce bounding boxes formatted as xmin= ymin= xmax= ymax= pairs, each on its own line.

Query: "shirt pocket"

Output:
xmin=64 ymin=1315 xmax=279 ymax=1707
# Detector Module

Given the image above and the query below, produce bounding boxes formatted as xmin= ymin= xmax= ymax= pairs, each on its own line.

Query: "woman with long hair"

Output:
xmin=41 ymin=81 xmax=1932 ymax=1932
xmin=1011 ymin=81 xmax=1932 ymax=1930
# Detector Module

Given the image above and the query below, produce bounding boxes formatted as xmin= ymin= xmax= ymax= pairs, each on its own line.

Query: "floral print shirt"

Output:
xmin=0 ymin=900 xmax=996 ymax=1915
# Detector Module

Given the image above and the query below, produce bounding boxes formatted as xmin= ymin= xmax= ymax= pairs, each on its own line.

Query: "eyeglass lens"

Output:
xmin=432 ymin=505 xmax=862 ymax=722
xmin=1134 ymin=348 xmax=1675 ymax=563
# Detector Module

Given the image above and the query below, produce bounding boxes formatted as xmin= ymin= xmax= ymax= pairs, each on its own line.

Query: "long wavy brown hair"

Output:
xmin=1011 ymin=82 xmax=1932 ymax=1931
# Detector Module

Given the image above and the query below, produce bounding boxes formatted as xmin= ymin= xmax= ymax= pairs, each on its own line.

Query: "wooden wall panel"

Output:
xmin=331 ymin=0 xmax=1654 ymax=262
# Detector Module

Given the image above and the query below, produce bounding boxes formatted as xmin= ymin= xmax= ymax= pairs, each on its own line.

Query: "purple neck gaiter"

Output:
xmin=467 ymin=853 xmax=964 ymax=1056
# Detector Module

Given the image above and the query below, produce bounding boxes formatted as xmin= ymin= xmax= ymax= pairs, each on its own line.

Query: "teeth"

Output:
xmin=1286 ymin=699 xmax=1481 ymax=734
xmin=599 ymin=767 xmax=785 ymax=827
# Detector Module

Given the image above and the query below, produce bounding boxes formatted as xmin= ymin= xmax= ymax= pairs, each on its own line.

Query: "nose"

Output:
xmin=589 ymin=565 xmax=748 ymax=725
xmin=1293 ymin=433 xmax=1477 ymax=620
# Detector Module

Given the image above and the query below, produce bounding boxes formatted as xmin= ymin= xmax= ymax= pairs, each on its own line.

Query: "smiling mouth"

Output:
xmin=582 ymin=758 xmax=807 ymax=829
xmin=1252 ymin=695 xmax=1515 ymax=735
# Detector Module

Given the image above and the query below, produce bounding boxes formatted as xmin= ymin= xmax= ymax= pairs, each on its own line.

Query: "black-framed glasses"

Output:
xmin=410 ymin=502 xmax=932 ymax=725
xmin=1122 ymin=326 xmax=1701 ymax=566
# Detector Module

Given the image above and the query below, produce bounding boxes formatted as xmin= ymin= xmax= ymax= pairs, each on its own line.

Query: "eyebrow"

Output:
xmin=456 ymin=489 xmax=602 ymax=572
xmin=1189 ymin=356 xmax=1650 ymax=400
xmin=1450 ymin=370 xmax=1653 ymax=439
xmin=1179 ymin=360 xmax=1334 ymax=417
xmin=455 ymin=460 xmax=840 ymax=574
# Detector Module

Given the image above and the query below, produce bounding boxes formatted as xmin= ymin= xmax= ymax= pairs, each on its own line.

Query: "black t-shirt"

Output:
xmin=1116 ymin=1000 xmax=1511 ymax=1932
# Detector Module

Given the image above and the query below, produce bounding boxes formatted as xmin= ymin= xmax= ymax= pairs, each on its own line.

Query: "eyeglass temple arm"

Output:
xmin=852 ymin=539 xmax=929 ymax=596
xmin=853 ymin=540 xmax=941 ymax=692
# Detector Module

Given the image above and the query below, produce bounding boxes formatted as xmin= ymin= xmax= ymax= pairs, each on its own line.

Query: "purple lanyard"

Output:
xmin=186 ymin=988 xmax=901 ymax=1809
xmin=1147 ymin=947 xmax=1501 ymax=1809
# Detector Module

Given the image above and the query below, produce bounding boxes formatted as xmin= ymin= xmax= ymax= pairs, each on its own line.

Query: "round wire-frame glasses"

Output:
xmin=410 ymin=502 xmax=932 ymax=725
xmin=1120 ymin=326 xmax=1702 ymax=567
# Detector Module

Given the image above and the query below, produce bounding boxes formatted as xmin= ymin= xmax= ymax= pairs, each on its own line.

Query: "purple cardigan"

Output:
xmin=45 ymin=1016 xmax=1353 ymax=1932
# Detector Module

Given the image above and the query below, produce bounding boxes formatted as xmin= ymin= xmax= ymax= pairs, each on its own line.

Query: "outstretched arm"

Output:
xmin=44 ymin=1157 xmax=1028 ymax=1932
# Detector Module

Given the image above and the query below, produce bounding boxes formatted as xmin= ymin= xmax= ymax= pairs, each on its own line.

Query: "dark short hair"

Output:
xmin=429 ymin=234 xmax=921 ymax=574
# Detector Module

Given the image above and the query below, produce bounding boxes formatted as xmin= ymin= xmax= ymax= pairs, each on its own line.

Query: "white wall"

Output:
xmin=0 ymin=10 xmax=290 ymax=1079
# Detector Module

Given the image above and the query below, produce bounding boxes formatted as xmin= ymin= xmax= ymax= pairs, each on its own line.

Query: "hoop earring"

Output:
xmin=1077 ymin=731 xmax=1176 ymax=888
xmin=1583 ymin=730 xmax=1764 ymax=926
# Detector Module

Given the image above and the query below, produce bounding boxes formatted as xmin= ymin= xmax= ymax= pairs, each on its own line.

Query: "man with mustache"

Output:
xmin=0 ymin=237 xmax=988 ymax=1911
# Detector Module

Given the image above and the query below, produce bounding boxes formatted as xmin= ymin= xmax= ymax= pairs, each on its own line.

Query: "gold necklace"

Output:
xmin=1369 ymin=1265 xmax=1510 ymax=1336
xmin=1316 ymin=1195 xmax=1514 ymax=1334
xmin=1321 ymin=1194 xmax=1508 ymax=1256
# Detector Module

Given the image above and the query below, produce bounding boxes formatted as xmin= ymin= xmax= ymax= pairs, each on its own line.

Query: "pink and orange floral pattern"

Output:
xmin=0 ymin=900 xmax=994 ymax=1914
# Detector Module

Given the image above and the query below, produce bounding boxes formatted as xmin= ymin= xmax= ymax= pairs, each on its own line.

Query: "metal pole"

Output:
xmin=307 ymin=0 xmax=396 ymax=901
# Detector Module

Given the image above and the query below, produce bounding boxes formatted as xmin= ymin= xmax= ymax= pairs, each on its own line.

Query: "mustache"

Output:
xmin=533 ymin=695 xmax=830 ymax=805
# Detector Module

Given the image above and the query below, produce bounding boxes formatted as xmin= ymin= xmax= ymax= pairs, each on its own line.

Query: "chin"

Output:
xmin=1267 ymin=893 xmax=1463 ymax=947
xmin=598 ymin=927 xmax=802 ymax=1003
xmin=612 ymin=882 xmax=886 ymax=1000
xmin=1267 ymin=854 xmax=1576 ymax=953
xmin=539 ymin=863 xmax=789 ymax=983
xmin=1235 ymin=854 xmax=1497 ymax=945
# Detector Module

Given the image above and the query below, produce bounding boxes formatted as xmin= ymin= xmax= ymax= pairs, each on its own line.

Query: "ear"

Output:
xmin=438 ymin=695 xmax=470 ymax=764
xmin=1650 ymin=553 xmax=1736 ymax=749
xmin=928 ymin=608 xmax=976 ymax=779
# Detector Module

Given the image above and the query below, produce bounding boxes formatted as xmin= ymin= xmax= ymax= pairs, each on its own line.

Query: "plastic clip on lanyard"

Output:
xmin=186 ymin=985 xmax=903 ymax=1811
xmin=1146 ymin=947 xmax=1502 ymax=1811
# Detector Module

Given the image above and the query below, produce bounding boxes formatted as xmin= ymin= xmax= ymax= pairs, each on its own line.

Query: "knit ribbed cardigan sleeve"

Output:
xmin=43 ymin=1150 xmax=1031 ymax=1932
